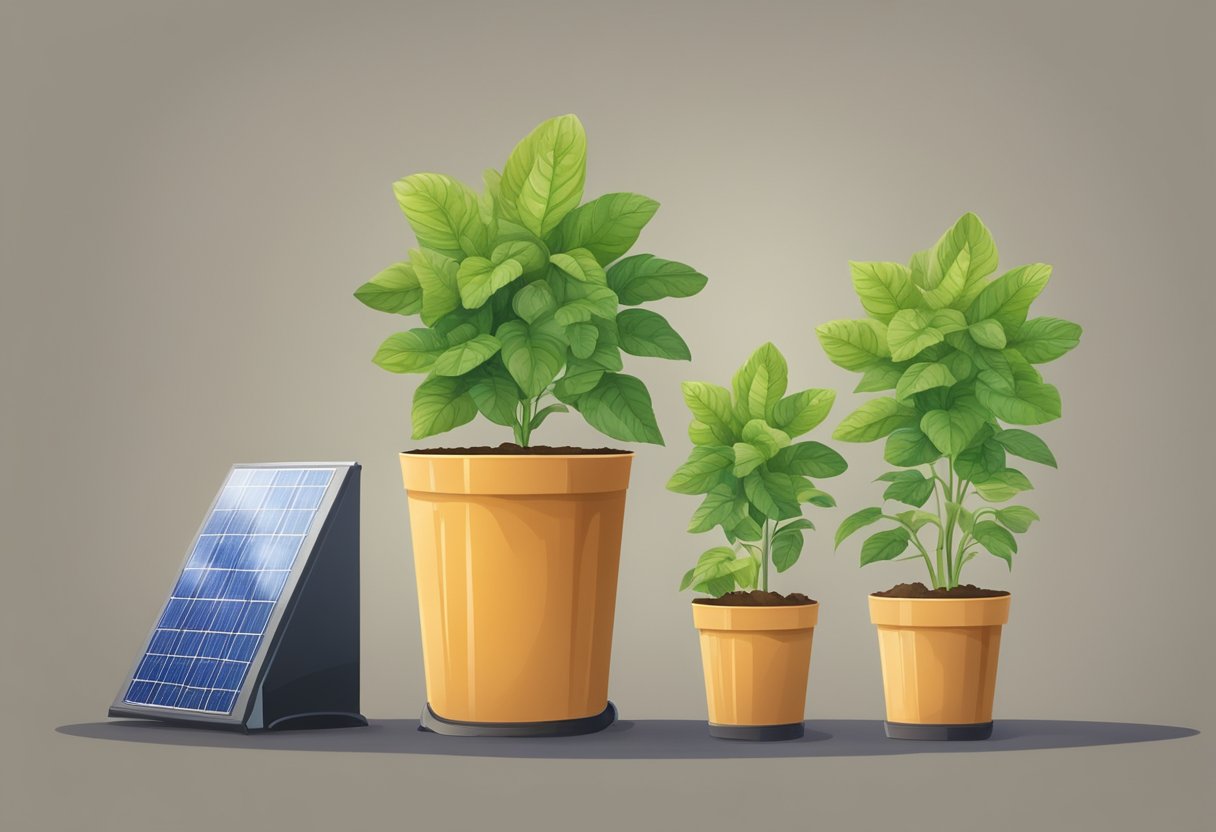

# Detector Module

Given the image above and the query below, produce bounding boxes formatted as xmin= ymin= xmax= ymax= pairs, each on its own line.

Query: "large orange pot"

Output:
xmin=400 ymin=451 xmax=632 ymax=737
xmin=869 ymin=593 xmax=1011 ymax=740
xmin=692 ymin=601 xmax=818 ymax=740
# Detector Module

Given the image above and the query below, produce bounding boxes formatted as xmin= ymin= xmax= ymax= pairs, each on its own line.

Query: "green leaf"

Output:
xmin=530 ymin=402 xmax=568 ymax=431
xmin=617 ymin=309 xmax=691 ymax=360
xmin=565 ymin=321 xmax=599 ymax=359
xmin=732 ymin=442 xmax=767 ymax=477
xmin=995 ymin=505 xmax=1040 ymax=533
xmin=884 ymin=427 xmax=942 ymax=466
xmin=967 ymin=263 xmax=1052 ymax=333
xmin=431 ymin=334 xmax=501 ymax=376
xmin=896 ymin=510 xmax=939 ymax=532
xmin=881 ymin=470 xmax=935 ymax=507
xmin=954 ymin=437 xmax=1006 ymax=481
xmin=355 ymin=262 xmax=422 ymax=314
xmin=549 ymin=248 xmax=606 ymax=284
xmin=1009 ymin=317 xmax=1082 ymax=363
xmin=732 ymin=343 xmax=789 ymax=423
xmin=920 ymin=396 xmax=987 ymax=456
xmin=860 ymin=528 xmax=911 ymax=566
xmin=491 ymin=240 xmax=548 ymax=273
xmin=969 ymin=319 xmax=1007 ymax=350
xmin=684 ymin=546 xmax=743 ymax=595
xmin=798 ymin=485 xmax=836 ymax=508
xmin=393 ymin=173 xmax=487 ymax=259
xmin=687 ymin=485 xmax=747 ymax=534
xmin=834 ymin=506 xmax=884 ymax=549
xmin=887 ymin=308 xmax=966 ymax=361
xmin=976 ymin=374 xmax=1062 ymax=425
xmin=927 ymin=212 xmax=999 ymax=298
xmin=411 ymin=375 xmax=477 ymax=439
xmin=947 ymin=500 xmax=974 ymax=533
xmin=895 ymin=362 xmax=957 ymax=402
xmin=816 ymin=319 xmax=890 ymax=370
xmin=511 ymin=281 xmax=558 ymax=324
xmin=552 ymin=280 xmax=619 ymax=326
xmin=741 ymin=419 xmax=790 ymax=458
xmin=971 ymin=521 xmax=1017 ymax=567
xmin=667 ymin=445 xmax=736 ymax=494
xmin=553 ymin=361 xmax=603 ymax=401
xmin=582 ymin=317 xmax=623 ymax=371
xmin=772 ymin=389 xmax=836 ymax=437
xmin=921 ymin=243 xmax=970 ymax=308
xmin=456 ymin=257 xmax=524 ymax=309
xmin=771 ymin=528 xmax=805 ymax=572
xmin=372 ymin=328 xmax=448 ymax=374
xmin=546 ymin=192 xmax=659 ymax=266
xmin=854 ymin=361 xmax=905 ymax=393
xmin=467 ymin=363 xmax=520 ymax=426
xmin=849 ymin=261 xmax=919 ymax=322
xmin=681 ymin=382 xmax=736 ymax=445
xmin=743 ymin=469 xmax=803 ymax=520
xmin=769 ymin=441 xmax=848 ymax=478
xmin=496 ymin=316 xmax=566 ymax=397
xmin=973 ymin=468 xmax=1034 ymax=502
xmin=833 ymin=397 xmax=918 ymax=442
xmin=994 ymin=429 xmax=1057 ymax=467
xmin=500 ymin=114 xmax=587 ymax=237
xmin=411 ymin=248 xmax=461 ymax=326
xmin=727 ymin=514 xmax=763 ymax=543
xmin=577 ymin=372 xmax=664 ymax=444
xmin=606 ymin=254 xmax=708 ymax=305
xmin=942 ymin=350 xmax=975 ymax=383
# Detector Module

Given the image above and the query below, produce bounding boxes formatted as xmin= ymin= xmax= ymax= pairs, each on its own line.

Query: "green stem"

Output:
xmin=951 ymin=480 xmax=972 ymax=586
xmin=930 ymin=463 xmax=946 ymax=589
xmin=517 ymin=398 xmax=535 ymax=447
xmin=761 ymin=520 xmax=771 ymax=592
xmin=888 ymin=515 xmax=938 ymax=587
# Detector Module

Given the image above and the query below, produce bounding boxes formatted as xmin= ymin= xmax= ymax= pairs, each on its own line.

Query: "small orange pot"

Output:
xmin=869 ymin=593 xmax=1011 ymax=740
xmin=692 ymin=601 xmax=818 ymax=740
xmin=401 ymin=451 xmax=632 ymax=737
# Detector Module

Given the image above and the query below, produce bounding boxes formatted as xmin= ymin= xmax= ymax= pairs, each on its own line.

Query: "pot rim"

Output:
xmin=868 ymin=593 xmax=1010 ymax=602
xmin=869 ymin=592 xmax=1010 ymax=627
xmin=400 ymin=450 xmax=635 ymax=459
xmin=692 ymin=599 xmax=819 ymax=632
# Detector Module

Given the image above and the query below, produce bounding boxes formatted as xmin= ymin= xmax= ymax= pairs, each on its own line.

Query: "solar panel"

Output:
xmin=109 ymin=462 xmax=366 ymax=731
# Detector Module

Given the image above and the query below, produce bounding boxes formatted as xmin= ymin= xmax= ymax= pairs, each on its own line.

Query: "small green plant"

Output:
xmin=355 ymin=114 xmax=707 ymax=446
xmin=667 ymin=343 xmax=846 ymax=595
xmin=818 ymin=213 xmax=1081 ymax=589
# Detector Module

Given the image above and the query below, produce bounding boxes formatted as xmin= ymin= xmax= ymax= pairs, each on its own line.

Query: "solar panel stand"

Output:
xmin=109 ymin=463 xmax=368 ymax=733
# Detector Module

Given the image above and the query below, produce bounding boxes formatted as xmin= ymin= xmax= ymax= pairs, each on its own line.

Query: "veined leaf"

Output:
xmin=895 ymin=362 xmax=957 ymax=402
xmin=553 ymin=361 xmax=603 ymax=402
xmin=927 ymin=212 xmax=999 ymax=295
xmin=971 ymin=521 xmax=1017 ymax=567
xmin=546 ymin=192 xmax=659 ymax=265
xmin=973 ymin=468 xmax=1034 ymax=502
xmin=411 ymin=248 xmax=461 ymax=326
xmin=491 ymin=239 xmax=547 ymax=272
xmin=967 ymin=263 xmax=1052 ymax=333
xmin=577 ymin=372 xmax=664 ymax=444
xmin=770 ymin=441 xmax=847 ymax=478
xmin=393 ymin=173 xmax=487 ymax=259
xmin=855 ymin=361 xmax=904 ymax=392
xmin=976 ymin=374 xmax=1062 ymax=425
xmin=1009 ymin=317 xmax=1082 ymax=363
xmin=833 ymin=397 xmax=918 ymax=442
xmin=411 ymin=375 xmax=477 ymax=439
xmin=741 ymin=419 xmax=791 ymax=459
xmin=996 ymin=505 xmax=1040 ymax=533
xmin=969 ymin=318 xmax=1007 ymax=349
xmin=549 ymin=248 xmax=606 ymax=284
xmin=681 ymin=381 xmax=736 ymax=445
xmin=431 ymin=334 xmax=501 ymax=376
xmin=617 ymin=309 xmax=691 ymax=360
xmin=881 ymin=470 xmax=935 ymax=507
xmin=500 ymin=114 xmax=587 ymax=237
xmin=772 ymin=388 xmax=835 ymax=437
xmin=816 ymin=319 xmax=890 ymax=370
xmin=771 ymin=527 xmax=805 ymax=572
xmin=496 ymin=316 xmax=566 ymax=397
xmin=732 ymin=342 xmax=789 ymax=423
xmin=732 ymin=442 xmax=767 ymax=477
xmin=850 ymin=261 xmax=919 ymax=322
xmin=921 ymin=243 xmax=970 ymax=308
xmin=743 ymin=468 xmax=803 ymax=520
xmin=511 ymin=281 xmax=558 ymax=324
xmin=565 ymin=321 xmax=599 ymax=359
xmin=896 ymin=510 xmax=939 ymax=532
xmin=372 ymin=328 xmax=448 ymax=374
xmin=584 ymin=316 xmax=623 ymax=370
xmin=994 ymin=429 xmax=1057 ymax=467
xmin=355 ymin=262 xmax=422 ymax=314
xmin=860 ymin=528 xmax=911 ymax=565
xmin=920 ymin=396 xmax=987 ymax=456
xmin=835 ymin=506 xmax=884 ymax=549
xmin=457 ymin=256 xmax=524 ymax=309
xmin=552 ymin=279 xmax=619 ymax=326
xmin=606 ymin=254 xmax=708 ymax=304
xmin=884 ymin=427 xmax=942 ymax=466
xmin=887 ymin=308 xmax=966 ymax=361
xmin=530 ymin=403 xmax=568 ymax=430
xmin=688 ymin=485 xmax=747 ymax=534
xmin=954 ymin=437 xmax=1006 ymax=482
xmin=467 ymin=362 xmax=520 ymax=426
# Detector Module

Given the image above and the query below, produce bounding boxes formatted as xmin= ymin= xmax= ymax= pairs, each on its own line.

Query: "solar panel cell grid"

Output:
xmin=122 ymin=466 xmax=335 ymax=715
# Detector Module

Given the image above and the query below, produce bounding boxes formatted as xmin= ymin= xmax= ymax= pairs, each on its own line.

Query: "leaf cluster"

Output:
xmin=667 ymin=344 xmax=846 ymax=596
xmin=355 ymin=115 xmax=707 ymax=445
xmin=818 ymin=213 xmax=1081 ymax=586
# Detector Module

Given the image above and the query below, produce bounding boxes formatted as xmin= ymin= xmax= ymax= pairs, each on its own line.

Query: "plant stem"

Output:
xmin=517 ymin=398 xmax=534 ymax=447
xmin=930 ymin=463 xmax=946 ymax=589
xmin=760 ymin=520 xmax=771 ymax=592
xmin=951 ymin=480 xmax=972 ymax=586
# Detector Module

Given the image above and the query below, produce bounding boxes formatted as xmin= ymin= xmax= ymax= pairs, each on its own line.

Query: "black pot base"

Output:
xmin=885 ymin=720 xmax=993 ymax=740
xmin=418 ymin=701 xmax=617 ymax=737
xmin=708 ymin=721 xmax=805 ymax=741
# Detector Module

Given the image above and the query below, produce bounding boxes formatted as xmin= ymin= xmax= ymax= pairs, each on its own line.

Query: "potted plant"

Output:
xmin=817 ymin=212 xmax=1081 ymax=740
xmin=666 ymin=342 xmax=845 ymax=740
xmin=355 ymin=114 xmax=706 ymax=736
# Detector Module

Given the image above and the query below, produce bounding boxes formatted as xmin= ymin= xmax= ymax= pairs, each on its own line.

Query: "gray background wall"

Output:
xmin=4 ymin=0 xmax=1212 ymax=829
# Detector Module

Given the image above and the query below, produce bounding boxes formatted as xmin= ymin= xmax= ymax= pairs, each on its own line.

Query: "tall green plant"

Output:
xmin=355 ymin=114 xmax=707 ymax=446
xmin=818 ymin=213 xmax=1081 ymax=589
xmin=667 ymin=344 xmax=846 ymax=595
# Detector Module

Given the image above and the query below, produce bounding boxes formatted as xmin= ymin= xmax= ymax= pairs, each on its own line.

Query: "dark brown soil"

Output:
xmin=694 ymin=590 xmax=817 ymax=607
xmin=873 ymin=582 xmax=1010 ymax=599
xmin=406 ymin=443 xmax=628 ymax=456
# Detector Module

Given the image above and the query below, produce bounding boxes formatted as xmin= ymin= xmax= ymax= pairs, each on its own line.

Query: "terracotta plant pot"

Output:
xmin=869 ymin=594 xmax=1011 ymax=740
xmin=692 ymin=601 xmax=819 ymax=740
xmin=400 ymin=451 xmax=632 ymax=737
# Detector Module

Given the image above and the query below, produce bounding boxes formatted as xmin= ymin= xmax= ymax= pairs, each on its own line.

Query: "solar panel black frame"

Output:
xmin=108 ymin=461 xmax=365 ymax=732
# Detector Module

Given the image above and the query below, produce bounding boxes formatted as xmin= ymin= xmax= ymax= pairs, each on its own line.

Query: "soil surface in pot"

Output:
xmin=694 ymin=590 xmax=816 ymax=606
xmin=873 ymin=582 xmax=1010 ymax=598
xmin=407 ymin=443 xmax=628 ymax=456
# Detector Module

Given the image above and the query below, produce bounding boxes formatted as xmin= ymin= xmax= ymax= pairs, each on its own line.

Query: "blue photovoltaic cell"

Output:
xmin=123 ymin=466 xmax=335 ymax=715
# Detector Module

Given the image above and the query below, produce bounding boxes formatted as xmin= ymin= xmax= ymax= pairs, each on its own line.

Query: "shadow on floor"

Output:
xmin=55 ymin=718 xmax=1199 ymax=759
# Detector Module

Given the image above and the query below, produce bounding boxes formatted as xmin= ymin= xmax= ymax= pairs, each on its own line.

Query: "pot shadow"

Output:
xmin=56 ymin=718 xmax=1198 ymax=759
